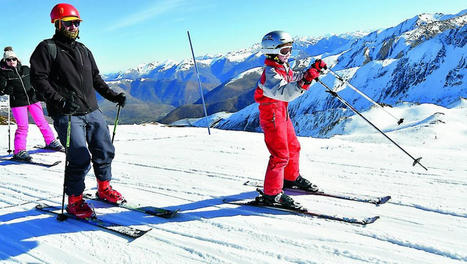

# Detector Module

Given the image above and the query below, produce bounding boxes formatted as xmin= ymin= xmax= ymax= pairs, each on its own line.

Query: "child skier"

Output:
xmin=255 ymin=30 xmax=327 ymax=208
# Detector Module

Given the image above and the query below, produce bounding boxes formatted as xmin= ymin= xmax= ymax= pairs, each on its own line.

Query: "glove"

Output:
xmin=303 ymin=68 xmax=320 ymax=83
xmin=300 ymin=59 xmax=327 ymax=87
xmin=312 ymin=59 xmax=327 ymax=72
xmin=111 ymin=92 xmax=126 ymax=107
xmin=298 ymin=68 xmax=320 ymax=90
xmin=61 ymin=97 xmax=80 ymax=115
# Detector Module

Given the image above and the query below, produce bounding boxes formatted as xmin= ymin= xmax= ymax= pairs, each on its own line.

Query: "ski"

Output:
xmin=223 ymin=198 xmax=379 ymax=225
xmin=33 ymin=145 xmax=65 ymax=153
xmin=35 ymin=203 xmax=150 ymax=239
xmin=0 ymin=157 xmax=61 ymax=168
xmin=243 ymin=180 xmax=391 ymax=205
xmin=83 ymin=193 xmax=179 ymax=218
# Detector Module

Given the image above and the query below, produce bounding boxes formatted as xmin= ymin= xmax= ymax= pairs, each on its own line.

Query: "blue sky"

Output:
xmin=0 ymin=0 xmax=465 ymax=73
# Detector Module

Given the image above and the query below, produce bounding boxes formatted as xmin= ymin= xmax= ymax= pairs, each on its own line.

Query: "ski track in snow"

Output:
xmin=358 ymin=231 xmax=467 ymax=261
xmin=0 ymin=117 xmax=466 ymax=264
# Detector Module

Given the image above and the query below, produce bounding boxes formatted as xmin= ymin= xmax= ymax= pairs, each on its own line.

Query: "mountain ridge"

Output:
xmin=101 ymin=10 xmax=466 ymax=129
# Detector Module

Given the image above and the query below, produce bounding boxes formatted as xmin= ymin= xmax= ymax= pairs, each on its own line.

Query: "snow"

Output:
xmin=322 ymin=52 xmax=344 ymax=68
xmin=226 ymin=67 xmax=263 ymax=84
xmin=1 ymin=101 xmax=466 ymax=263
xmin=171 ymin=112 xmax=233 ymax=128
xmin=225 ymin=52 xmax=254 ymax=63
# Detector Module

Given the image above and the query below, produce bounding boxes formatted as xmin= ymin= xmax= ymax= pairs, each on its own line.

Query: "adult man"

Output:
xmin=30 ymin=3 xmax=126 ymax=218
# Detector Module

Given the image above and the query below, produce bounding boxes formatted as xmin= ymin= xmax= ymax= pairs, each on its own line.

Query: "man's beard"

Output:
xmin=61 ymin=28 xmax=79 ymax=40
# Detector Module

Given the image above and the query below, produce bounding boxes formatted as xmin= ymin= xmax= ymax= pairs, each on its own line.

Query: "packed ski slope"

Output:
xmin=0 ymin=102 xmax=466 ymax=264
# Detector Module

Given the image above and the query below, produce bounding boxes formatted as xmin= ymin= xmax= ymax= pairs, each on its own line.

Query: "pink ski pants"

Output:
xmin=11 ymin=102 xmax=55 ymax=154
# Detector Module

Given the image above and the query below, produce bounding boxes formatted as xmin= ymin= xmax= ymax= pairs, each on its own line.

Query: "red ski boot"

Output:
xmin=96 ymin=180 xmax=125 ymax=204
xmin=66 ymin=194 xmax=95 ymax=219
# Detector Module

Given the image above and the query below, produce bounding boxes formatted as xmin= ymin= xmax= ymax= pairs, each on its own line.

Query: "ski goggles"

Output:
xmin=62 ymin=20 xmax=81 ymax=27
xmin=6 ymin=58 xmax=17 ymax=62
xmin=279 ymin=46 xmax=292 ymax=56
xmin=261 ymin=45 xmax=293 ymax=56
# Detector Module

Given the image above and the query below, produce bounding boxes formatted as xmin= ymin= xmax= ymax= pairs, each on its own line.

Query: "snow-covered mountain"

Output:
xmin=214 ymin=9 xmax=467 ymax=138
xmin=103 ymin=10 xmax=465 ymax=132
xmin=102 ymin=33 xmax=361 ymax=123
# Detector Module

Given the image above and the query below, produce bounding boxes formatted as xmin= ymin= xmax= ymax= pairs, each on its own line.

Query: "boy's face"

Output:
xmin=278 ymin=53 xmax=291 ymax=63
xmin=277 ymin=44 xmax=292 ymax=63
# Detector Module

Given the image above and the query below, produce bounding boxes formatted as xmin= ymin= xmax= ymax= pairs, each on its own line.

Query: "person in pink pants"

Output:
xmin=0 ymin=46 xmax=62 ymax=161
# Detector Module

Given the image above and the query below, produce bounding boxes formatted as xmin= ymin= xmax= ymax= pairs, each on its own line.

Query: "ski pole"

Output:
xmin=7 ymin=95 xmax=12 ymax=154
xmin=187 ymin=30 xmax=211 ymax=135
xmin=57 ymin=115 xmax=72 ymax=221
xmin=327 ymin=69 xmax=404 ymax=125
xmin=315 ymin=78 xmax=427 ymax=171
xmin=111 ymin=104 xmax=121 ymax=144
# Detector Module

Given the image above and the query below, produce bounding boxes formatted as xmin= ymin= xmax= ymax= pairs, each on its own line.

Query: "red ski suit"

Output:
xmin=254 ymin=58 xmax=308 ymax=195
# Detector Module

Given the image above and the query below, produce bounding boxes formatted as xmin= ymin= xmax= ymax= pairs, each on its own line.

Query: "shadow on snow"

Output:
xmin=0 ymin=190 xmax=294 ymax=260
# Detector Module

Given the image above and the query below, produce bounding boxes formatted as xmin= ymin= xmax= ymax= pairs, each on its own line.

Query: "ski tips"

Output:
xmin=363 ymin=216 xmax=380 ymax=225
xmin=376 ymin=196 xmax=391 ymax=205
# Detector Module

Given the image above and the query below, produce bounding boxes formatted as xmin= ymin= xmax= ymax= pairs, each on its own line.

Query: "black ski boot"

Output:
xmin=284 ymin=175 xmax=319 ymax=192
xmin=13 ymin=150 xmax=32 ymax=162
xmin=45 ymin=139 xmax=64 ymax=151
xmin=257 ymin=189 xmax=304 ymax=211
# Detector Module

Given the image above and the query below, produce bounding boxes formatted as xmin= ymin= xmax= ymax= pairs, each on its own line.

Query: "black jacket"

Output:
xmin=0 ymin=61 xmax=39 ymax=107
xmin=30 ymin=33 xmax=118 ymax=117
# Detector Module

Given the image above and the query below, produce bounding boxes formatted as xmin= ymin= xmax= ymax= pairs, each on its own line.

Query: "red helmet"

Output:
xmin=50 ymin=3 xmax=81 ymax=23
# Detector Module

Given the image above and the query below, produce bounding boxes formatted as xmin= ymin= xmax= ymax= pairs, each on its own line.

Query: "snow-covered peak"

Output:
xmin=225 ymin=67 xmax=263 ymax=85
xmin=132 ymin=62 xmax=158 ymax=74
xmin=104 ymin=33 xmax=360 ymax=81
xmin=416 ymin=13 xmax=441 ymax=26
xmin=176 ymin=58 xmax=193 ymax=71
xmin=402 ymin=12 xmax=467 ymax=45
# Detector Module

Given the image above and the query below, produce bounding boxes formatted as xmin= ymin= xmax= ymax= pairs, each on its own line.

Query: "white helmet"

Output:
xmin=261 ymin=30 xmax=293 ymax=55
